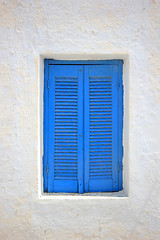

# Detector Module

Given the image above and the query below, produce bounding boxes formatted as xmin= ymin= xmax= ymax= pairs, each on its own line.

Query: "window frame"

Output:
xmin=43 ymin=59 xmax=123 ymax=193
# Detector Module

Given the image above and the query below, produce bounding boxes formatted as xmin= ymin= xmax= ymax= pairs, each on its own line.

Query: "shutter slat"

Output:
xmin=54 ymin=72 xmax=78 ymax=186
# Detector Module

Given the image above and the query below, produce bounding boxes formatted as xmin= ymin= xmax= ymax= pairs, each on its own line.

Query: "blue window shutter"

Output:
xmin=84 ymin=65 xmax=122 ymax=192
xmin=48 ymin=65 xmax=84 ymax=193
xmin=44 ymin=61 xmax=123 ymax=193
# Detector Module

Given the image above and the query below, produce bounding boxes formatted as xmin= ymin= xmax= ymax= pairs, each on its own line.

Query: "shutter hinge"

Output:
xmin=117 ymin=162 xmax=123 ymax=172
xmin=43 ymin=155 xmax=49 ymax=175
xmin=46 ymin=163 xmax=49 ymax=175
xmin=117 ymin=162 xmax=120 ymax=172
xmin=117 ymin=82 xmax=120 ymax=90
xmin=47 ymin=78 xmax=50 ymax=89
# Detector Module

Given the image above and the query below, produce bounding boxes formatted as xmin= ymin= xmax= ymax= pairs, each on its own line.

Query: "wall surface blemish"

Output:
xmin=0 ymin=0 xmax=160 ymax=239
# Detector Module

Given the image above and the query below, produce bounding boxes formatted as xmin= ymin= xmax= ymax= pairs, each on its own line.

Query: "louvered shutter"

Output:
xmin=84 ymin=65 xmax=120 ymax=192
xmin=48 ymin=65 xmax=83 ymax=193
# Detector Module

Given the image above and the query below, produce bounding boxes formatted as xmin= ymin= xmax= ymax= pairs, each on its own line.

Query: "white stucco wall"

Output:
xmin=0 ymin=0 xmax=160 ymax=239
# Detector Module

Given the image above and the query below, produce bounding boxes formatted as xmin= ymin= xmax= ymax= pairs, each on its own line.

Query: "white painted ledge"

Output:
xmin=39 ymin=190 xmax=128 ymax=200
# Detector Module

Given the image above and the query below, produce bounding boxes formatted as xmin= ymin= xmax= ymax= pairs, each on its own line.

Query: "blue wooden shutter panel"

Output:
xmin=84 ymin=65 xmax=120 ymax=192
xmin=44 ymin=61 xmax=123 ymax=193
xmin=48 ymin=65 xmax=84 ymax=193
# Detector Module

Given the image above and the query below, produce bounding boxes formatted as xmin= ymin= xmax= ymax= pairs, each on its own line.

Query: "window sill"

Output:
xmin=39 ymin=190 xmax=128 ymax=200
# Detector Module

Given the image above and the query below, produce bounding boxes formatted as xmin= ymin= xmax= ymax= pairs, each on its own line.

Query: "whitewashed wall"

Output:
xmin=0 ymin=0 xmax=160 ymax=239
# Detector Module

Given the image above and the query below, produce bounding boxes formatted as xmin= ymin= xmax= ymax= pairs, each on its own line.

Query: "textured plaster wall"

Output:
xmin=0 ymin=0 xmax=160 ymax=239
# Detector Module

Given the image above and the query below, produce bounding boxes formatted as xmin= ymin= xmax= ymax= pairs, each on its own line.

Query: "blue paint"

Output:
xmin=77 ymin=66 xmax=84 ymax=194
xmin=47 ymin=65 xmax=84 ymax=193
xmin=118 ymin=61 xmax=123 ymax=191
xmin=43 ymin=59 xmax=49 ymax=192
xmin=48 ymin=65 xmax=55 ymax=192
xmin=84 ymin=66 xmax=89 ymax=193
xmin=84 ymin=65 xmax=119 ymax=192
xmin=112 ymin=64 xmax=119 ymax=191
xmin=43 ymin=60 xmax=123 ymax=193
xmin=47 ymin=60 xmax=123 ymax=65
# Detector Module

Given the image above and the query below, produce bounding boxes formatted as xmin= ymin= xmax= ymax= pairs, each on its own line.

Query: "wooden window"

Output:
xmin=43 ymin=60 xmax=123 ymax=193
